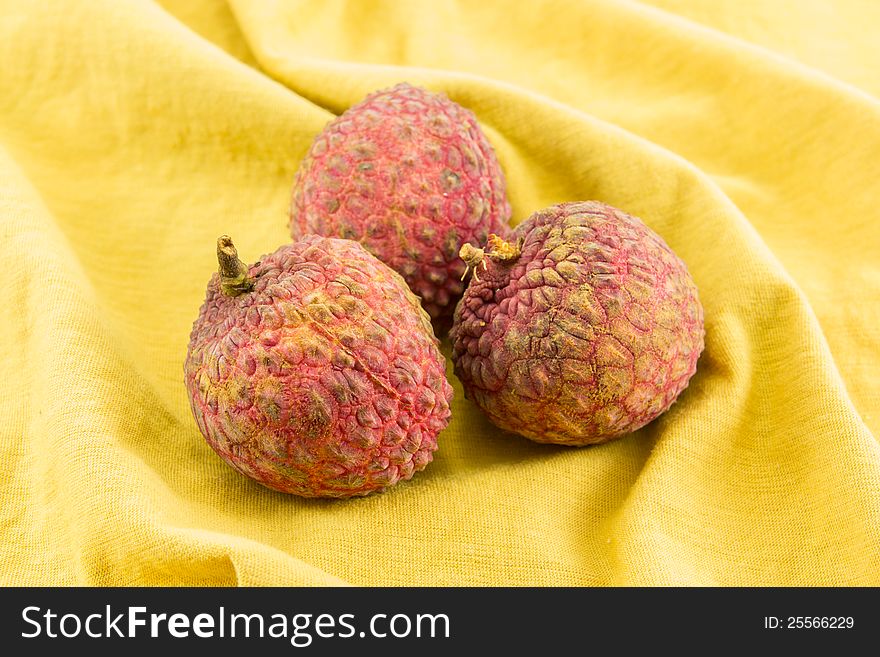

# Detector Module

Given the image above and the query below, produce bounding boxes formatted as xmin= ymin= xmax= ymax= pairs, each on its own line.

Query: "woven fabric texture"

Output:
xmin=1 ymin=0 xmax=878 ymax=585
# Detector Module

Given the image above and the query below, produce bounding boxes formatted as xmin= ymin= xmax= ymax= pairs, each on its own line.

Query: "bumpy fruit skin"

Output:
xmin=450 ymin=201 xmax=704 ymax=446
xmin=185 ymin=236 xmax=453 ymax=497
xmin=290 ymin=82 xmax=512 ymax=324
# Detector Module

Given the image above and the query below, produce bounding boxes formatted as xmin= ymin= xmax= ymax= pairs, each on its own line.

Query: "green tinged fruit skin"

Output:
xmin=290 ymin=83 xmax=512 ymax=328
xmin=450 ymin=201 xmax=704 ymax=446
xmin=185 ymin=235 xmax=453 ymax=498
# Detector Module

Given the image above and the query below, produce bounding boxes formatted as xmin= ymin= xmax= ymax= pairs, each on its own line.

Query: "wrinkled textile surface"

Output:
xmin=1 ymin=0 xmax=878 ymax=586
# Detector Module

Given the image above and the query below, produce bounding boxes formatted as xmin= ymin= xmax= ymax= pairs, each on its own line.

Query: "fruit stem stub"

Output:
xmin=459 ymin=234 xmax=522 ymax=282
xmin=217 ymin=235 xmax=254 ymax=296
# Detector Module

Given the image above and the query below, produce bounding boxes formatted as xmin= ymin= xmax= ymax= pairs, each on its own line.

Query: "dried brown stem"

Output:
xmin=217 ymin=235 xmax=254 ymax=296
xmin=459 ymin=234 xmax=522 ymax=282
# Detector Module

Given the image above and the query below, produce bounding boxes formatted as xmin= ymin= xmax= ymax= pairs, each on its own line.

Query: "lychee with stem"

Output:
xmin=185 ymin=235 xmax=453 ymax=497
xmin=450 ymin=201 xmax=704 ymax=446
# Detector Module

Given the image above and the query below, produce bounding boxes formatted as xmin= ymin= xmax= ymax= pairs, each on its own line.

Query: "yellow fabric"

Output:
xmin=1 ymin=0 xmax=878 ymax=587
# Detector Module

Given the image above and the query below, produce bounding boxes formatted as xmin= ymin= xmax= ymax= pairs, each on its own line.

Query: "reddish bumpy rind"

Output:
xmin=290 ymin=83 xmax=512 ymax=323
xmin=450 ymin=202 xmax=704 ymax=446
xmin=185 ymin=236 xmax=453 ymax=497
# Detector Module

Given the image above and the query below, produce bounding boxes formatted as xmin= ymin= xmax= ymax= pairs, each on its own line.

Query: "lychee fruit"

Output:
xmin=450 ymin=201 xmax=704 ymax=446
xmin=290 ymin=82 xmax=512 ymax=326
xmin=184 ymin=235 xmax=453 ymax=497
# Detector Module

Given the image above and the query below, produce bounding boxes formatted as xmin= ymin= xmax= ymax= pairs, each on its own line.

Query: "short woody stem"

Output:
xmin=217 ymin=235 xmax=254 ymax=296
xmin=459 ymin=234 xmax=522 ymax=282
xmin=485 ymin=234 xmax=522 ymax=262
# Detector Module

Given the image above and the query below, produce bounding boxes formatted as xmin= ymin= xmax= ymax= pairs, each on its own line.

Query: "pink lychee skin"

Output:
xmin=290 ymin=83 xmax=512 ymax=325
xmin=184 ymin=236 xmax=453 ymax=498
xmin=450 ymin=201 xmax=704 ymax=446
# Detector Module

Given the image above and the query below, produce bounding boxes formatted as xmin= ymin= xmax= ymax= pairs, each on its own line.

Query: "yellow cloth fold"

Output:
xmin=1 ymin=0 xmax=878 ymax=585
